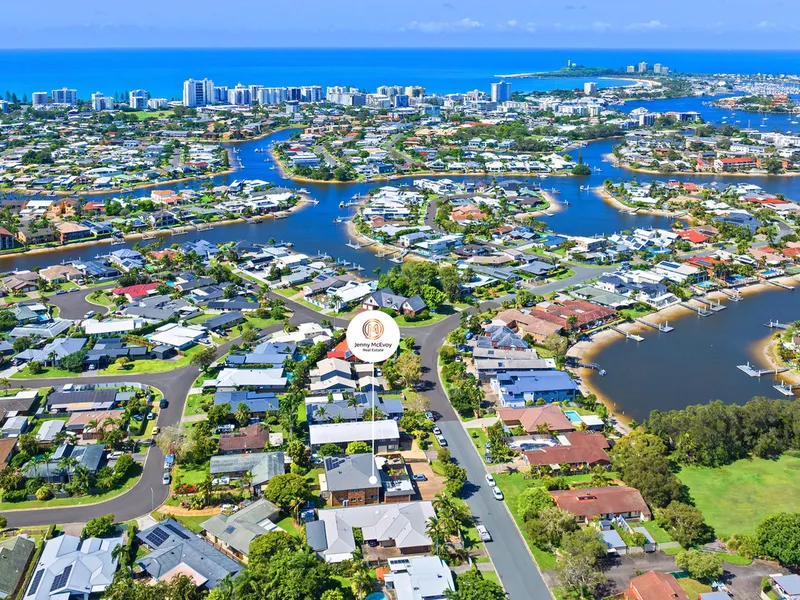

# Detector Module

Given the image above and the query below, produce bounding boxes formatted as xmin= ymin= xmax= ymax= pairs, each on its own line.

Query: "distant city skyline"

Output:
xmin=3 ymin=0 xmax=800 ymax=49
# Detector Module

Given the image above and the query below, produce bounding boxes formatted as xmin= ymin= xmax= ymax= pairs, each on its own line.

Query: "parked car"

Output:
xmin=492 ymin=487 xmax=504 ymax=501
xmin=131 ymin=414 xmax=144 ymax=422
xmin=216 ymin=424 xmax=235 ymax=434
xmin=436 ymin=435 xmax=448 ymax=447
xmin=424 ymin=411 xmax=435 ymax=421
xmin=108 ymin=451 xmax=124 ymax=460
xmin=152 ymin=426 xmax=160 ymax=436
xmin=476 ymin=524 xmax=492 ymax=542
xmin=162 ymin=472 xmax=171 ymax=485
xmin=412 ymin=473 xmax=428 ymax=482
xmin=432 ymin=426 xmax=442 ymax=435
xmin=55 ymin=289 xmax=66 ymax=295
xmin=485 ymin=474 xmax=496 ymax=487
xmin=146 ymin=412 xmax=156 ymax=420
xmin=159 ymin=398 xmax=169 ymax=409
xmin=484 ymin=453 xmax=494 ymax=463
xmin=84 ymin=310 xmax=96 ymax=319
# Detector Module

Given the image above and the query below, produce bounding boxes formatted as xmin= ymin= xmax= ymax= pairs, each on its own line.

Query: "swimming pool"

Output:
xmin=365 ymin=593 xmax=388 ymax=600
xmin=564 ymin=410 xmax=582 ymax=423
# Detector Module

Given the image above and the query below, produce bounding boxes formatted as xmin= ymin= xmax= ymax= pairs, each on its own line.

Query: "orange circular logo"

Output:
xmin=362 ymin=319 xmax=384 ymax=340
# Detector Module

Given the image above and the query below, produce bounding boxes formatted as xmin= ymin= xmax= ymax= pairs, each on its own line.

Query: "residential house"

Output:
xmin=0 ymin=226 xmax=15 ymax=250
xmin=383 ymin=556 xmax=455 ymax=600
xmin=497 ymin=405 xmax=575 ymax=434
xmin=209 ymin=452 xmax=285 ymax=495
xmin=36 ymin=419 xmax=65 ymax=444
xmin=24 ymin=443 xmax=106 ymax=482
xmin=203 ymin=368 xmax=287 ymax=391
xmin=213 ymin=391 xmax=279 ymax=416
xmin=201 ymin=499 xmax=281 ymax=562
xmin=65 ymin=410 xmax=125 ymax=440
xmin=771 ymin=575 xmax=800 ymax=600
xmin=362 ymin=288 xmax=427 ymax=317
xmin=200 ymin=311 xmax=245 ymax=332
xmin=0 ymin=536 xmax=36 ymax=599
xmin=218 ymin=423 xmax=272 ymax=454
xmin=24 ymin=535 xmax=121 ymax=600
xmin=14 ymin=337 xmax=88 ymax=367
xmin=625 ymin=571 xmax=690 ymax=600
xmin=491 ymin=309 xmax=564 ymax=341
xmin=38 ymin=265 xmax=83 ymax=283
xmin=15 ymin=226 xmax=54 ymax=246
xmin=309 ymin=420 xmax=400 ymax=453
xmin=491 ymin=370 xmax=579 ymax=407
xmin=1 ymin=416 xmax=28 ymax=437
xmin=1 ymin=271 xmax=39 ymax=294
xmin=55 ymin=222 xmax=91 ymax=244
xmin=322 ymin=453 xmax=381 ymax=507
xmin=0 ymin=437 xmax=17 ymax=470
xmin=307 ymin=501 xmax=435 ymax=563
xmin=46 ymin=388 xmax=117 ymax=412
xmin=551 ymin=486 xmax=652 ymax=523
xmin=111 ymin=282 xmax=159 ymax=301
xmin=522 ymin=431 xmax=611 ymax=471
xmin=136 ymin=519 xmax=242 ymax=589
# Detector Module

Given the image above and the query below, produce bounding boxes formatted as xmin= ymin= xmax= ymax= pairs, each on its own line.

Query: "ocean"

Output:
xmin=3 ymin=48 xmax=800 ymax=100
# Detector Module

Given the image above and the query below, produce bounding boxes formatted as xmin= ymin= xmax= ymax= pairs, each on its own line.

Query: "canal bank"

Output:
xmin=573 ymin=275 xmax=800 ymax=422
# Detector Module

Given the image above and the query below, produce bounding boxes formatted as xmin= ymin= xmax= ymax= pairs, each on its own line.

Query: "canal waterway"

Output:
xmin=584 ymin=287 xmax=799 ymax=421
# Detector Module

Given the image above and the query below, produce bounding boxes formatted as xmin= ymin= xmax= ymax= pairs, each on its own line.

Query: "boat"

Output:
xmin=579 ymin=186 xmax=586 ymax=191
xmin=564 ymin=199 xmax=571 ymax=206
xmin=333 ymin=217 xmax=343 ymax=224
xmin=339 ymin=201 xmax=346 ymax=208
xmin=550 ymin=187 xmax=560 ymax=194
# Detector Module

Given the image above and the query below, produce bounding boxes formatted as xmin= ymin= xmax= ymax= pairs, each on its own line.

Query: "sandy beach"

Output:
xmin=596 ymin=187 xmax=688 ymax=219
xmin=606 ymin=152 xmax=800 ymax=178
xmin=752 ymin=331 xmax=800 ymax=386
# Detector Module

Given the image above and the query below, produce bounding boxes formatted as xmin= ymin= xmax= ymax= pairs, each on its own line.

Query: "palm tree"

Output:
xmin=346 ymin=395 xmax=361 ymax=422
xmin=313 ymin=405 xmax=328 ymax=423
xmin=0 ymin=377 xmax=10 ymax=396
xmin=58 ymin=455 xmax=79 ymax=485
xmin=349 ymin=564 xmax=374 ymax=600
xmin=425 ymin=516 xmax=452 ymax=561
xmin=53 ymin=429 xmax=68 ymax=446
xmin=73 ymin=465 xmax=91 ymax=494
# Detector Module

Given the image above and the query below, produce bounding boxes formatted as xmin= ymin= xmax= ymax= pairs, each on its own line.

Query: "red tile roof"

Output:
xmin=551 ymin=485 xmax=652 ymax=520
xmin=522 ymin=431 xmax=610 ymax=467
xmin=497 ymin=405 xmax=574 ymax=433
xmin=677 ymin=230 xmax=710 ymax=244
xmin=625 ymin=571 xmax=690 ymax=600
xmin=111 ymin=282 xmax=159 ymax=298
xmin=218 ymin=424 xmax=271 ymax=453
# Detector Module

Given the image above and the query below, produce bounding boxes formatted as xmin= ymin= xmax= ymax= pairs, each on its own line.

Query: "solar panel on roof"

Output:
xmin=224 ymin=525 xmax=236 ymax=534
xmin=50 ymin=564 xmax=72 ymax=591
xmin=146 ymin=528 xmax=169 ymax=547
xmin=28 ymin=570 xmax=44 ymax=596
xmin=164 ymin=523 xmax=190 ymax=539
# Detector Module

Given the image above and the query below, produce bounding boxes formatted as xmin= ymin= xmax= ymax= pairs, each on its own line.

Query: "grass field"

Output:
xmin=395 ymin=305 xmax=455 ymax=327
xmin=680 ymin=455 xmax=800 ymax=537
xmin=13 ymin=366 xmax=75 ymax=379
xmin=677 ymin=577 xmax=712 ymax=600
xmin=173 ymin=463 xmax=208 ymax=487
xmin=98 ymin=344 xmax=204 ymax=375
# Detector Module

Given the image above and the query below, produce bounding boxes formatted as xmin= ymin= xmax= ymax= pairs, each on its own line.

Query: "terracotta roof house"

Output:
xmin=497 ymin=405 xmax=574 ymax=434
xmin=492 ymin=308 xmax=563 ymax=341
xmin=55 ymin=221 xmax=91 ymax=244
xmin=0 ymin=437 xmax=17 ymax=470
xmin=218 ymin=423 xmax=271 ymax=454
xmin=551 ymin=486 xmax=652 ymax=523
xmin=521 ymin=431 xmax=610 ymax=470
xmin=111 ymin=282 xmax=160 ymax=301
xmin=625 ymin=571 xmax=690 ymax=600
xmin=39 ymin=264 xmax=83 ymax=283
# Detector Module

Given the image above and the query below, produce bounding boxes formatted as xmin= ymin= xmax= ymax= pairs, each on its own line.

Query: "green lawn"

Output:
xmin=481 ymin=570 xmax=501 ymax=587
xmin=395 ymin=306 xmax=456 ymax=327
xmin=277 ymin=516 xmax=304 ymax=536
xmin=620 ymin=306 xmax=656 ymax=320
xmin=98 ymin=344 xmax=204 ymax=375
xmin=184 ymin=394 xmax=209 ymax=417
xmin=677 ymin=577 xmax=712 ymax=600
xmin=715 ymin=551 xmax=752 ymax=565
xmin=173 ymin=463 xmax=208 ymax=487
xmin=187 ymin=314 xmax=214 ymax=325
xmin=86 ymin=293 xmax=114 ymax=308
xmin=13 ymin=366 xmax=76 ymax=379
xmin=641 ymin=520 xmax=673 ymax=544
xmin=679 ymin=455 xmax=800 ymax=537
xmin=1 ymin=464 xmax=142 ymax=510
xmin=158 ymin=512 xmax=208 ymax=534
xmin=245 ymin=316 xmax=282 ymax=330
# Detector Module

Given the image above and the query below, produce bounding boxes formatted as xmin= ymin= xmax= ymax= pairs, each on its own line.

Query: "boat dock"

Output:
xmin=766 ymin=279 xmax=795 ymax=291
xmin=721 ymin=289 xmax=742 ymax=302
xmin=737 ymin=362 xmax=791 ymax=377
xmin=766 ymin=320 xmax=790 ymax=330
xmin=635 ymin=318 xmax=674 ymax=332
xmin=577 ymin=362 xmax=607 ymax=375
xmin=704 ymin=298 xmax=727 ymax=312
xmin=610 ymin=326 xmax=644 ymax=342
xmin=680 ymin=302 xmax=712 ymax=317
xmin=346 ymin=241 xmax=375 ymax=250
xmin=774 ymin=382 xmax=800 ymax=396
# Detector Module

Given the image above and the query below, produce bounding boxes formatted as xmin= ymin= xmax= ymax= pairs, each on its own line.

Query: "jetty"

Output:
xmin=635 ymin=318 xmax=674 ymax=332
xmin=578 ymin=362 xmax=607 ymax=376
xmin=737 ymin=362 xmax=791 ymax=377
xmin=141 ymin=232 xmax=156 ymax=240
xmin=610 ymin=326 xmax=644 ymax=342
xmin=345 ymin=241 xmax=372 ymax=250
xmin=680 ymin=301 xmax=712 ymax=317
xmin=766 ymin=320 xmax=790 ymax=330
xmin=721 ymin=288 xmax=742 ymax=302
xmin=766 ymin=279 xmax=795 ymax=291
xmin=705 ymin=298 xmax=727 ymax=312
xmin=774 ymin=382 xmax=800 ymax=396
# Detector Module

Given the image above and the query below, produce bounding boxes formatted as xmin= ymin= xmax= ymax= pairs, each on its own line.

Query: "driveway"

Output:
xmin=407 ymin=462 xmax=445 ymax=501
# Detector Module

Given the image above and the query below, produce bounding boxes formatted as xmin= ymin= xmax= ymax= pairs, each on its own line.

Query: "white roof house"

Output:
xmin=147 ymin=323 xmax=206 ymax=349
xmin=25 ymin=535 xmax=122 ymax=600
xmin=83 ymin=318 xmax=146 ymax=336
xmin=309 ymin=420 xmax=400 ymax=451
xmin=385 ymin=556 xmax=455 ymax=600
xmin=313 ymin=501 xmax=434 ymax=563
xmin=204 ymin=368 xmax=287 ymax=390
xmin=36 ymin=419 xmax=65 ymax=442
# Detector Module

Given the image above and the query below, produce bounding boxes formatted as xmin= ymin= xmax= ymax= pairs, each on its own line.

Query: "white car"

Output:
xmin=432 ymin=426 xmax=442 ymax=435
xmin=108 ymin=451 xmax=124 ymax=460
xmin=492 ymin=487 xmax=504 ymax=501
xmin=485 ymin=474 xmax=496 ymax=487
xmin=436 ymin=435 xmax=448 ymax=447
xmin=476 ymin=524 xmax=492 ymax=542
xmin=162 ymin=472 xmax=171 ymax=485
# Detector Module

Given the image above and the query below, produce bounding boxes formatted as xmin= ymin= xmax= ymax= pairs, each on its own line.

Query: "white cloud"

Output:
xmin=405 ymin=17 xmax=484 ymax=33
xmin=525 ymin=21 xmax=537 ymax=32
xmin=592 ymin=21 xmax=612 ymax=31
xmin=756 ymin=20 xmax=778 ymax=29
xmin=626 ymin=20 xmax=667 ymax=31
xmin=507 ymin=19 xmax=518 ymax=27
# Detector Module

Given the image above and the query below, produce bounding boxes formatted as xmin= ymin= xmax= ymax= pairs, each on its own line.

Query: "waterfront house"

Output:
xmin=55 ymin=221 xmax=91 ymax=243
xmin=491 ymin=309 xmax=564 ymax=341
xmin=497 ymin=405 xmax=575 ymax=434
xmin=0 ymin=226 xmax=15 ymax=250
xmin=38 ymin=264 xmax=83 ymax=283
xmin=491 ymin=370 xmax=579 ymax=407
xmin=550 ymin=486 xmax=651 ymax=523
xmin=625 ymin=571 xmax=690 ymax=600
xmin=1 ymin=271 xmax=39 ymax=293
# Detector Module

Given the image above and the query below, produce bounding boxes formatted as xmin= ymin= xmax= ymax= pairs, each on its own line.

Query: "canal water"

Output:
xmin=585 ymin=287 xmax=798 ymax=421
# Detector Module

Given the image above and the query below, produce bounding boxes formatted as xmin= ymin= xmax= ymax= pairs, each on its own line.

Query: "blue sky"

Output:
xmin=2 ymin=0 xmax=800 ymax=48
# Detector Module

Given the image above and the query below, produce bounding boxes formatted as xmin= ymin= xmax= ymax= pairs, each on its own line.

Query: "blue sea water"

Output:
xmin=3 ymin=48 xmax=800 ymax=100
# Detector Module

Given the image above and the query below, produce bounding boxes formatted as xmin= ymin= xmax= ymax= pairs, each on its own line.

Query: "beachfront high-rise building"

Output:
xmin=213 ymin=86 xmax=229 ymax=104
xmin=51 ymin=88 xmax=78 ymax=105
xmin=626 ymin=65 xmax=636 ymax=73
xmin=638 ymin=62 xmax=649 ymax=73
xmin=300 ymin=86 xmax=323 ymax=102
xmin=249 ymin=85 xmax=263 ymax=102
xmin=228 ymin=83 xmax=251 ymax=106
xmin=32 ymin=92 xmax=48 ymax=108
xmin=653 ymin=63 xmax=662 ymax=74
xmin=91 ymin=92 xmax=114 ymax=111
xmin=148 ymin=98 xmax=168 ymax=109
xmin=405 ymin=86 xmax=425 ymax=98
xmin=258 ymin=87 xmax=288 ymax=105
xmin=0 ymin=100 xmax=8 ymax=113
xmin=286 ymin=87 xmax=302 ymax=102
xmin=129 ymin=90 xmax=149 ymax=110
xmin=491 ymin=81 xmax=511 ymax=103
xmin=182 ymin=78 xmax=214 ymax=107
xmin=393 ymin=94 xmax=409 ymax=108
xmin=584 ymin=82 xmax=598 ymax=96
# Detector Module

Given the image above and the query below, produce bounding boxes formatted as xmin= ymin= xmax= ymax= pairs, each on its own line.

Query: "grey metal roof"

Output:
xmin=305 ymin=520 xmax=328 ymax=552
xmin=200 ymin=499 xmax=280 ymax=555
xmin=323 ymin=454 xmax=378 ymax=492
xmin=201 ymin=312 xmax=245 ymax=331
xmin=0 ymin=535 xmax=35 ymax=597
xmin=209 ymin=451 xmax=285 ymax=480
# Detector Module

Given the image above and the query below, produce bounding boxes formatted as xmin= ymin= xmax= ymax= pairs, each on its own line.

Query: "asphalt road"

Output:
xmin=48 ymin=284 xmax=114 ymax=320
